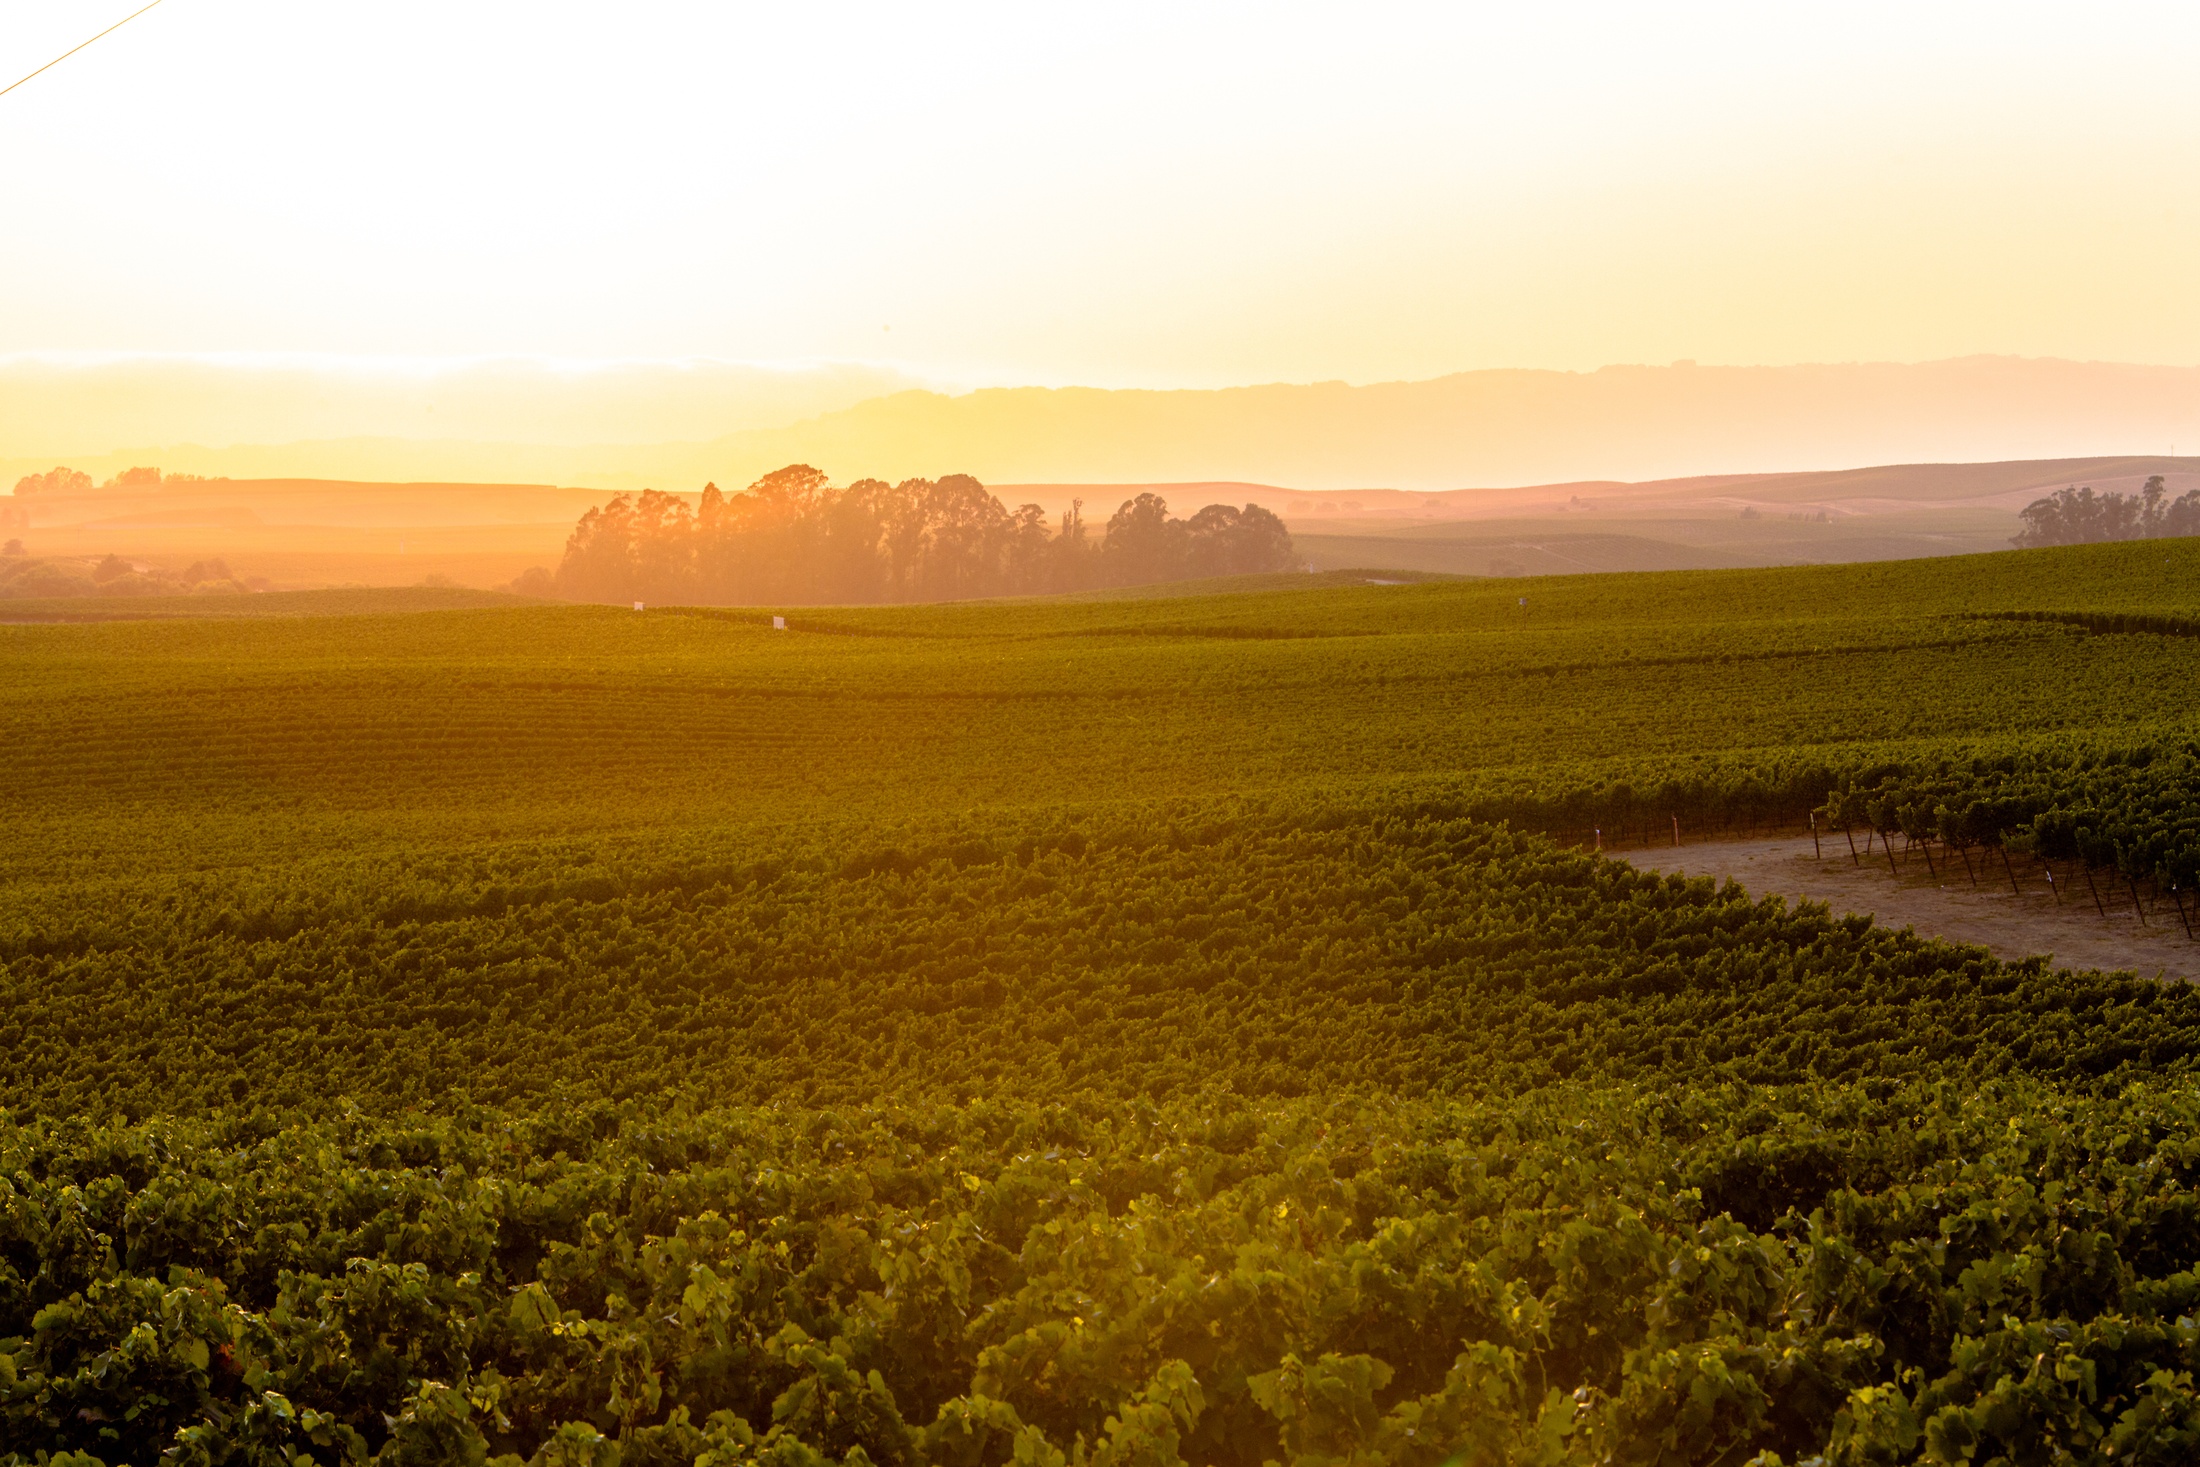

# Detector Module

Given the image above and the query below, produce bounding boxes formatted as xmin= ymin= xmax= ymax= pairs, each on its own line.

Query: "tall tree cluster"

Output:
xmin=11 ymin=466 xmax=211 ymax=494
xmin=11 ymin=468 xmax=94 ymax=496
xmin=552 ymin=466 xmax=1297 ymax=604
xmin=2012 ymin=475 xmax=2200 ymax=547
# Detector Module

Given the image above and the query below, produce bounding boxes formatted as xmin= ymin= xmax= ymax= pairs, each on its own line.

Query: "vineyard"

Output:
xmin=15 ymin=1081 xmax=2200 ymax=1467
xmin=12 ymin=808 xmax=2200 ymax=1121
xmin=9 ymin=537 xmax=2200 ymax=1462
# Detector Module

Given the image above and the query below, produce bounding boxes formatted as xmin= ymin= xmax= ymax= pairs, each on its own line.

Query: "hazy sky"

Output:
xmin=5 ymin=1 xmax=2200 ymax=391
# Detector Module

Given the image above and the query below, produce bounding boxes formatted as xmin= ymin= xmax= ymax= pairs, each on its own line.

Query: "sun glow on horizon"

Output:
xmin=2 ymin=0 xmax=2199 ymax=399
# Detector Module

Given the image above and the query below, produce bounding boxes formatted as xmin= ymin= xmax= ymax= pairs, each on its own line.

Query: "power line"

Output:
xmin=0 ymin=0 xmax=168 ymax=102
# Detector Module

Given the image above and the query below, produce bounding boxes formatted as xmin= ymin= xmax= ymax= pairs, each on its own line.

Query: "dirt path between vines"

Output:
xmin=1616 ymin=834 xmax=2200 ymax=983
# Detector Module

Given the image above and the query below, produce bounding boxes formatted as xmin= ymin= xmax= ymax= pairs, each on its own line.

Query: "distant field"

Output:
xmin=1294 ymin=507 xmax=2025 ymax=576
xmin=10 ymin=540 xmax=2200 ymax=892
xmin=13 ymin=520 xmax=567 ymax=591
xmin=7 ymin=454 xmax=2193 ymax=592
xmin=7 ymin=540 xmax=2199 ymax=878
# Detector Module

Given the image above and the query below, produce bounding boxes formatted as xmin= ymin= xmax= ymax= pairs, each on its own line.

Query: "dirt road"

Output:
xmin=1617 ymin=834 xmax=2200 ymax=983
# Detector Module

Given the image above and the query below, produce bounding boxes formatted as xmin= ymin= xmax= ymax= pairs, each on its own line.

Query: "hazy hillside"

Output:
xmin=13 ymin=454 xmax=2193 ymax=589
xmin=1243 ymin=455 xmax=2200 ymax=575
xmin=11 ymin=357 xmax=2200 ymax=494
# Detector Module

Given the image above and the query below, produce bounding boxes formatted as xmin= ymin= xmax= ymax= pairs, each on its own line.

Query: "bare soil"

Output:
xmin=1616 ymin=833 xmax=2200 ymax=983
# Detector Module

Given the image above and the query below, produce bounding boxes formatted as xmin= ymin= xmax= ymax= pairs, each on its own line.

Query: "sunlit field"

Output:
xmin=11 ymin=541 xmax=2200 ymax=876
xmin=15 ymin=0 xmax=2200 ymax=1456
xmin=10 ymin=542 xmax=2200 ymax=1461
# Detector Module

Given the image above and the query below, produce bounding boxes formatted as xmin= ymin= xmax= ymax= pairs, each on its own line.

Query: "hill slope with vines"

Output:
xmin=11 ymin=540 xmax=2200 ymax=1464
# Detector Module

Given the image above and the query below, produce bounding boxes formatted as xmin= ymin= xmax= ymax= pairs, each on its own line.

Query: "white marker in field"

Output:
xmin=772 ymin=615 xmax=786 ymax=630
xmin=634 ymin=601 xmax=645 ymax=612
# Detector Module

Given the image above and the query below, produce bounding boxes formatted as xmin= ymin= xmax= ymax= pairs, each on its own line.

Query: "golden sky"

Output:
xmin=5 ymin=2 xmax=2200 ymax=472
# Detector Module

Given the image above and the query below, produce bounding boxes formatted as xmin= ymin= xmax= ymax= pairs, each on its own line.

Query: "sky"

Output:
xmin=4 ymin=1 xmax=2200 ymax=465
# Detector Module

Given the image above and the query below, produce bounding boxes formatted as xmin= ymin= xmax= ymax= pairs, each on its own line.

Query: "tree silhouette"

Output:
xmin=553 ymin=468 xmax=1296 ymax=605
xmin=1103 ymin=493 xmax=1187 ymax=585
xmin=1185 ymin=502 xmax=1296 ymax=577
xmin=2014 ymin=477 xmax=2200 ymax=547
xmin=12 ymin=467 xmax=92 ymax=496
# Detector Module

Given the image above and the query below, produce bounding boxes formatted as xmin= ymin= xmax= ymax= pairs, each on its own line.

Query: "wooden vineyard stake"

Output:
xmin=1672 ymin=815 xmax=1680 ymax=847
xmin=1918 ymin=839 xmax=1936 ymax=878
xmin=1885 ymin=832 xmax=1900 ymax=876
xmin=2175 ymin=885 xmax=2196 ymax=940
xmin=1999 ymin=845 xmax=2021 ymax=897
xmin=2083 ymin=864 xmax=2108 ymax=918
xmin=1844 ymin=824 xmax=1859 ymax=864
xmin=2129 ymin=873 xmax=2147 ymax=926
xmin=2045 ymin=864 xmax=2060 ymax=903
xmin=1594 ymin=827 xmax=1602 ymax=852
xmin=1811 ymin=811 xmax=1821 ymax=859
xmin=1957 ymin=843 xmax=1977 ymax=884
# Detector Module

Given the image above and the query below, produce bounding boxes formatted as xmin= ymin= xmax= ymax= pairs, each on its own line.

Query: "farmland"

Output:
xmin=9 ymin=539 xmax=2200 ymax=1463
xmin=10 ymin=542 xmax=2200 ymax=876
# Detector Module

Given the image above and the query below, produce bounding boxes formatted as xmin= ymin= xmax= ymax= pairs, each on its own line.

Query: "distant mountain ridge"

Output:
xmin=674 ymin=357 xmax=2200 ymax=492
xmin=8 ymin=356 xmax=2200 ymax=493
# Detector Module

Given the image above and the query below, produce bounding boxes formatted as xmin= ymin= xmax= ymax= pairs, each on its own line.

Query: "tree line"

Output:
xmin=2012 ymin=474 xmax=2200 ymax=546
xmin=12 ymin=465 xmax=216 ymax=495
xmin=549 ymin=465 xmax=1299 ymax=603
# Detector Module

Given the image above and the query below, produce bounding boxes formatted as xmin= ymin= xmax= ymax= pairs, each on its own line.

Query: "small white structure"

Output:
xmin=634 ymin=601 xmax=645 ymax=612
xmin=772 ymin=615 xmax=786 ymax=630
